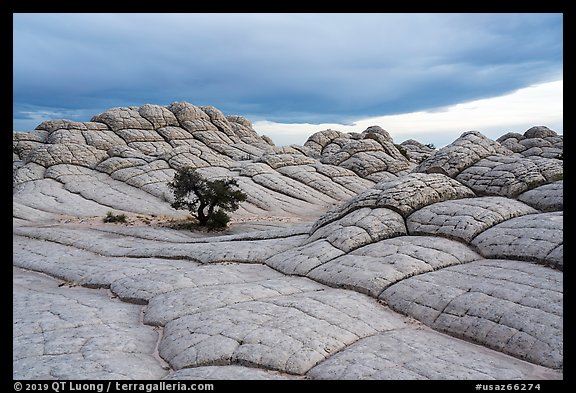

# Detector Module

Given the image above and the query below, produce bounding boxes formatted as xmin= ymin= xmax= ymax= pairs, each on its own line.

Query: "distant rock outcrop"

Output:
xmin=497 ymin=126 xmax=563 ymax=158
xmin=14 ymin=103 xmax=377 ymax=218
xmin=304 ymin=126 xmax=413 ymax=181
xmin=13 ymin=102 xmax=563 ymax=380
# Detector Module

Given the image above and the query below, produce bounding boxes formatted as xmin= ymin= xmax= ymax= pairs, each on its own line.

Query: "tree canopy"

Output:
xmin=168 ymin=167 xmax=247 ymax=229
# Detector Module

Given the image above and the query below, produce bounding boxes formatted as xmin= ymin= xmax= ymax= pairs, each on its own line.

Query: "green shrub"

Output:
xmin=206 ymin=209 xmax=231 ymax=230
xmin=103 ymin=211 xmax=127 ymax=224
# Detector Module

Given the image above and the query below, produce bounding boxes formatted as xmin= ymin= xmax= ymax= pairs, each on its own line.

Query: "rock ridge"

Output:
xmin=13 ymin=102 xmax=563 ymax=380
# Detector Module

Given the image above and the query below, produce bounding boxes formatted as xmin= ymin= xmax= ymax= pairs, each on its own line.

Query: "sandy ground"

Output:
xmin=54 ymin=212 xmax=314 ymax=236
xmin=58 ymin=212 xmax=306 ymax=227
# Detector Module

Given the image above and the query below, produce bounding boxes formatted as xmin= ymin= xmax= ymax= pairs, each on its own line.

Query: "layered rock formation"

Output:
xmin=13 ymin=103 xmax=563 ymax=380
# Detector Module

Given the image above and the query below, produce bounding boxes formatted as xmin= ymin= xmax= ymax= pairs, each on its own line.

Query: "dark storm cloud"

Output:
xmin=13 ymin=13 xmax=562 ymax=130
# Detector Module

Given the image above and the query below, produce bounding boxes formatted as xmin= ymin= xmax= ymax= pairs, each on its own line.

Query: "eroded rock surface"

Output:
xmin=497 ymin=126 xmax=563 ymax=159
xmin=13 ymin=103 xmax=562 ymax=380
xmin=304 ymin=126 xmax=414 ymax=181
xmin=471 ymin=212 xmax=563 ymax=270
xmin=164 ymin=366 xmax=294 ymax=380
xmin=406 ymin=197 xmax=538 ymax=242
xmin=13 ymin=267 xmax=167 ymax=380
xmin=308 ymin=328 xmax=561 ymax=380
xmin=381 ymin=260 xmax=563 ymax=369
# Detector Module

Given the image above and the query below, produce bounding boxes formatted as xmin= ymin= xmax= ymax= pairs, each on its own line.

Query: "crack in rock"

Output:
xmin=13 ymin=107 xmax=563 ymax=380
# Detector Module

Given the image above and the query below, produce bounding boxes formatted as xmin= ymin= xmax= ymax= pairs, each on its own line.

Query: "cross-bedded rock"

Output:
xmin=25 ymin=143 xmax=109 ymax=169
xmin=159 ymin=289 xmax=408 ymax=374
xmin=265 ymin=239 xmax=346 ymax=276
xmin=91 ymin=107 xmax=156 ymax=131
xmin=311 ymin=173 xmax=476 ymax=232
xmin=455 ymin=155 xmax=563 ymax=197
xmin=398 ymin=139 xmax=435 ymax=164
xmin=304 ymin=126 xmax=414 ymax=180
xmin=274 ymin=164 xmax=366 ymax=201
xmin=307 ymin=328 xmax=561 ymax=380
xmin=164 ymin=366 xmax=294 ymax=380
xmin=406 ymin=197 xmax=538 ymax=242
xmin=380 ymin=260 xmax=562 ymax=370
xmin=306 ymin=236 xmax=481 ymax=296
xmin=144 ymin=277 xmax=326 ymax=326
xmin=13 ymin=103 xmax=563 ymax=380
xmin=14 ymin=102 xmax=377 ymax=221
xmin=44 ymin=164 xmax=178 ymax=215
xmin=471 ymin=212 xmax=563 ymax=270
xmin=14 ymin=224 xmax=306 ymax=265
xmin=13 ymin=178 xmax=119 ymax=217
xmin=497 ymin=126 xmax=563 ymax=159
xmin=13 ymin=267 xmax=167 ymax=380
xmin=518 ymin=181 xmax=563 ymax=212
xmin=415 ymin=131 xmax=513 ymax=177
xmin=306 ymin=207 xmax=407 ymax=253
xmin=413 ymin=130 xmax=563 ymax=198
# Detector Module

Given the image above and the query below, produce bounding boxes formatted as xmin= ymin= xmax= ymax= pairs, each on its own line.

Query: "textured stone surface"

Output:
xmin=25 ymin=143 xmax=109 ymax=169
xmin=304 ymin=127 xmax=414 ymax=179
xmin=307 ymin=328 xmax=561 ymax=380
xmin=455 ymin=155 xmax=562 ymax=197
xmin=497 ymin=127 xmax=563 ymax=159
xmin=518 ymin=181 xmax=563 ymax=212
xmin=275 ymin=164 xmax=364 ymax=201
xmin=13 ymin=224 xmax=306 ymax=266
xmin=311 ymin=173 xmax=476 ymax=232
xmin=307 ymin=236 xmax=481 ymax=296
xmin=406 ymin=197 xmax=537 ymax=242
xmin=265 ymin=239 xmax=345 ymax=276
xmin=471 ymin=212 xmax=563 ymax=269
xmin=399 ymin=139 xmax=435 ymax=164
xmin=307 ymin=207 xmax=407 ymax=253
xmin=13 ymin=104 xmax=563 ymax=380
xmin=13 ymin=267 xmax=167 ymax=380
xmin=415 ymin=131 xmax=513 ymax=177
xmin=91 ymin=107 xmax=155 ymax=131
xmin=13 ymin=179 xmax=117 ymax=217
xmin=381 ymin=260 xmax=562 ymax=369
xmin=144 ymin=276 xmax=325 ymax=326
xmin=13 ymin=102 xmax=379 ymax=221
xmin=44 ymin=164 xmax=178 ymax=215
xmin=164 ymin=366 xmax=294 ymax=380
xmin=159 ymin=289 xmax=407 ymax=374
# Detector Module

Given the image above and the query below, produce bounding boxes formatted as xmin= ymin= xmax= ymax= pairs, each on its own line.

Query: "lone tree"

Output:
xmin=168 ymin=167 xmax=247 ymax=229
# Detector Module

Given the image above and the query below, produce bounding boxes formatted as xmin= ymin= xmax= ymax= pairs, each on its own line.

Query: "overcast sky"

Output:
xmin=13 ymin=13 xmax=563 ymax=146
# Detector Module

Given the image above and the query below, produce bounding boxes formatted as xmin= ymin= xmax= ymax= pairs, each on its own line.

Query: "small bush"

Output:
xmin=103 ymin=211 xmax=127 ymax=224
xmin=425 ymin=143 xmax=436 ymax=149
xmin=206 ymin=209 xmax=231 ymax=230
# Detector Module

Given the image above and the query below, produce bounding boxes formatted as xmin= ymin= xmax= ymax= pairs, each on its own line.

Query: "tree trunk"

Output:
xmin=197 ymin=200 xmax=208 ymax=225
xmin=207 ymin=203 xmax=216 ymax=220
